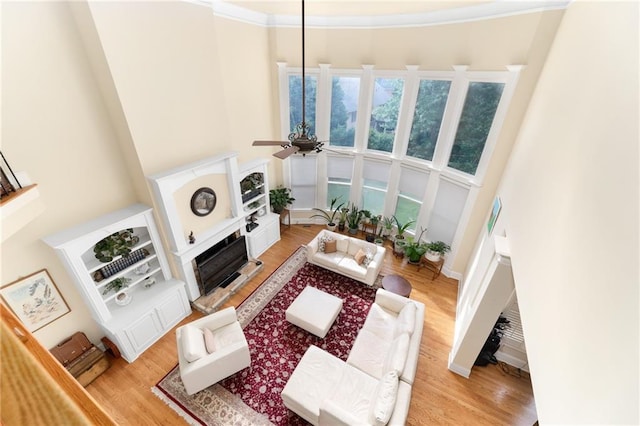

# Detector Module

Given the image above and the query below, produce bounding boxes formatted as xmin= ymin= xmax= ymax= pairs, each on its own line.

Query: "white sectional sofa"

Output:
xmin=306 ymin=230 xmax=386 ymax=286
xmin=281 ymin=288 xmax=425 ymax=425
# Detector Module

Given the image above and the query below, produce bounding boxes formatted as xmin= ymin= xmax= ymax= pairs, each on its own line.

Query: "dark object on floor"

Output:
xmin=475 ymin=315 xmax=509 ymax=367
xmin=50 ymin=332 xmax=110 ymax=387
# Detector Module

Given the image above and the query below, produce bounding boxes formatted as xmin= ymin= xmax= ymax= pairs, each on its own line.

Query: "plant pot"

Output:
xmin=338 ymin=222 xmax=345 ymax=232
xmin=425 ymin=250 xmax=441 ymax=262
xmin=326 ymin=223 xmax=337 ymax=232
xmin=272 ymin=206 xmax=284 ymax=214
xmin=394 ymin=238 xmax=407 ymax=254
xmin=374 ymin=238 xmax=384 ymax=246
xmin=348 ymin=227 xmax=358 ymax=235
xmin=365 ymin=234 xmax=375 ymax=243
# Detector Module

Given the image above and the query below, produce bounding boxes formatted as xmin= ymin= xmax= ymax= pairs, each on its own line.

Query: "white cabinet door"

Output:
xmin=156 ymin=287 xmax=189 ymax=329
xmin=125 ymin=311 xmax=162 ymax=353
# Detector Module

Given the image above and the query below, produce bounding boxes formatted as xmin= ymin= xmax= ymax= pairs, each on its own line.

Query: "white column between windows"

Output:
xmin=355 ymin=65 xmax=375 ymax=154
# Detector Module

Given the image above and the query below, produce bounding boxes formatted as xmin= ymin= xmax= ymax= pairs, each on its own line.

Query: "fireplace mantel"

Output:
xmin=148 ymin=152 xmax=245 ymax=299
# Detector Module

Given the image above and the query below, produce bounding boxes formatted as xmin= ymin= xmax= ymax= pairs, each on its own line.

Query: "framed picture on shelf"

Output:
xmin=1 ymin=269 xmax=70 ymax=332
xmin=487 ymin=196 xmax=502 ymax=235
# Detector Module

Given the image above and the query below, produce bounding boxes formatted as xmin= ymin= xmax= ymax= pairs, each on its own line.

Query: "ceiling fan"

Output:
xmin=252 ymin=0 xmax=324 ymax=160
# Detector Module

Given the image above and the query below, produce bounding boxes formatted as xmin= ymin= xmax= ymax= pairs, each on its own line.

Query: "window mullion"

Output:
xmin=277 ymin=62 xmax=293 ymax=188
xmin=316 ymin=64 xmax=332 ymax=144
xmin=354 ymin=65 xmax=375 ymax=153
xmin=431 ymin=65 xmax=469 ymax=171
xmin=393 ymin=65 xmax=419 ymax=159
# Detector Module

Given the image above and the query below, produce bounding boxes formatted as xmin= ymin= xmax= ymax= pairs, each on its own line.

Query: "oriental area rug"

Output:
xmin=153 ymin=246 xmax=382 ymax=426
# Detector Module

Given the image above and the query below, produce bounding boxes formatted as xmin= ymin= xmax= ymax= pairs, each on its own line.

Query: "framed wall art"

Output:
xmin=1 ymin=269 xmax=70 ymax=332
xmin=487 ymin=196 xmax=502 ymax=235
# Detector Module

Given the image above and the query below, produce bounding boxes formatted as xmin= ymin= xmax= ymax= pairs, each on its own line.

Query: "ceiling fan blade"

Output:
xmin=273 ymin=145 xmax=300 ymax=160
xmin=253 ymin=140 xmax=287 ymax=146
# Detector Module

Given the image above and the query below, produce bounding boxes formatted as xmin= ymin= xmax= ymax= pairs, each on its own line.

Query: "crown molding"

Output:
xmin=189 ymin=1 xmax=570 ymax=29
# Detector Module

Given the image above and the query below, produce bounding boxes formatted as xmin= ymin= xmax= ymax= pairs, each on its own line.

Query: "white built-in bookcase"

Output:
xmin=43 ymin=204 xmax=191 ymax=362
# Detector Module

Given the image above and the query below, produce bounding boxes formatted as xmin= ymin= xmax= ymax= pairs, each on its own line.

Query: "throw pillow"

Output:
xmin=318 ymin=235 xmax=333 ymax=252
xmin=203 ymin=327 xmax=216 ymax=354
xmin=354 ymin=248 xmax=366 ymax=265
xmin=362 ymin=249 xmax=374 ymax=266
xmin=181 ymin=325 xmax=207 ymax=362
xmin=394 ymin=302 xmax=417 ymax=337
xmin=383 ymin=332 xmax=410 ymax=376
xmin=325 ymin=239 xmax=337 ymax=253
xmin=368 ymin=370 xmax=399 ymax=426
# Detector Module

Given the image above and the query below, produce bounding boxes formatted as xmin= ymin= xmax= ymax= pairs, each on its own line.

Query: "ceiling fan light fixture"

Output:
xmin=251 ymin=0 xmax=324 ymax=160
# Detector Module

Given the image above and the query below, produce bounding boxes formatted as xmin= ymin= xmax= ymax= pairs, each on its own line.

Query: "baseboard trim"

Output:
xmin=448 ymin=353 xmax=471 ymax=378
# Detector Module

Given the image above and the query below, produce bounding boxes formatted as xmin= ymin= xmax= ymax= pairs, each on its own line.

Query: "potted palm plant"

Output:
xmin=382 ymin=216 xmax=394 ymax=239
xmin=269 ymin=187 xmax=295 ymax=214
xmin=392 ymin=216 xmax=415 ymax=254
xmin=425 ymin=241 xmax=451 ymax=262
xmin=310 ymin=197 xmax=344 ymax=232
xmin=346 ymin=204 xmax=363 ymax=235
xmin=337 ymin=206 xmax=349 ymax=232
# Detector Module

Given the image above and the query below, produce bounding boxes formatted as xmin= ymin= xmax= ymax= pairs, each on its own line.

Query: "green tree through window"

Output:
xmin=368 ymin=78 xmax=404 ymax=153
xmin=289 ymin=75 xmax=317 ymax=136
xmin=448 ymin=82 xmax=504 ymax=174
xmin=407 ymin=80 xmax=451 ymax=161
xmin=330 ymin=76 xmax=359 ymax=147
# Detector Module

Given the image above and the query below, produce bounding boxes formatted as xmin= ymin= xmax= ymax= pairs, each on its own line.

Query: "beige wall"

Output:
xmin=1 ymin=2 xmax=137 ymax=347
xmin=173 ymin=174 xmax=232 ymax=239
xmin=499 ymin=1 xmax=638 ymax=422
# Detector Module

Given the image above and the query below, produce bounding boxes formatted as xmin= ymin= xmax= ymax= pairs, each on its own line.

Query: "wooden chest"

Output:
xmin=50 ymin=332 xmax=110 ymax=387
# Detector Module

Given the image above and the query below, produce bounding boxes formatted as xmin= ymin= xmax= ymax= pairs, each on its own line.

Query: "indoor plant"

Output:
xmin=269 ymin=187 xmax=295 ymax=214
xmin=366 ymin=214 xmax=381 ymax=242
xmin=102 ymin=277 xmax=131 ymax=296
xmin=93 ymin=229 xmax=139 ymax=263
xmin=392 ymin=216 xmax=415 ymax=254
xmin=426 ymin=240 xmax=451 ymax=262
xmin=404 ymin=227 xmax=428 ymax=263
xmin=310 ymin=197 xmax=344 ymax=231
xmin=382 ymin=216 xmax=394 ymax=239
xmin=337 ymin=206 xmax=349 ymax=232
xmin=346 ymin=204 xmax=363 ymax=235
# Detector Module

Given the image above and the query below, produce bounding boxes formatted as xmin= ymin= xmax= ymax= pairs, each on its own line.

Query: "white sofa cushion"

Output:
xmin=181 ymin=325 xmax=207 ymax=362
xmin=394 ymin=302 xmax=417 ymax=337
xmin=338 ymin=257 xmax=368 ymax=280
xmin=383 ymin=333 xmax=410 ymax=376
xmin=369 ymin=370 xmax=399 ymax=426
xmin=203 ymin=327 xmax=216 ymax=354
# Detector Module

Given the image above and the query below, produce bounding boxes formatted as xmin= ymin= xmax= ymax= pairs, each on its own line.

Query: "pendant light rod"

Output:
xmin=301 ymin=0 xmax=306 ymax=129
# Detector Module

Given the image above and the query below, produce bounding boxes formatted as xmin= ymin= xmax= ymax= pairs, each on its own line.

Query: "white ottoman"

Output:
xmin=286 ymin=286 xmax=343 ymax=338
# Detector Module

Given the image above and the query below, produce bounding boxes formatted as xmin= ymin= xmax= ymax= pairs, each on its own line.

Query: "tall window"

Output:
xmin=367 ymin=78 xmax=404 ymax=153
xmin=289 ymin=75 xmax=317 ymax=136
xmin=406 ymin=79 xmax=451 ymax=161
xmin=361 ymin=159 xmax=391 ymax=216
xmin=394 ymin=167 xmax=429 ymax=232
xmin=290 ymin=155 xmax=317 ymax=209
xmin=326 ymin=156 xmax=353 ymax=207
xmin=448 ymin=82 xmax=504 ymax=175
xmin=330 ymin=76 xmax=360 ymax=148
xmin=427 ymin=179 xmax=470 ymax=244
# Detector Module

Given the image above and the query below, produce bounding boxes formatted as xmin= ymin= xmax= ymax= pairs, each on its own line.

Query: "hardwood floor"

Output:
xmin=86 ymin=225 xmax=537 ymax=425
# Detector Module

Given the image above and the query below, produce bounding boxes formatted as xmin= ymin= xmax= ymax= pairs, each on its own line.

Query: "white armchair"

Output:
xmin=176 ymin=307 xmax=251 ymax=395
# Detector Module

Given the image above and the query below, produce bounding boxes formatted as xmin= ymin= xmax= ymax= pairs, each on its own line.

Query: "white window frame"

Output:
xmin=277 ymin=63 xmax=523 ymax=273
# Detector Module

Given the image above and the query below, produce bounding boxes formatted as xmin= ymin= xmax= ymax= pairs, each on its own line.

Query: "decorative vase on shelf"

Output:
xmin=115 ymin=290 xmax=132 ymax=306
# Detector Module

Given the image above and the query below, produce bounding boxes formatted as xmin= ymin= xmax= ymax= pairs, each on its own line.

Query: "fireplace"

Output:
xmin=193 ymin=233 xmax=249 ymax=295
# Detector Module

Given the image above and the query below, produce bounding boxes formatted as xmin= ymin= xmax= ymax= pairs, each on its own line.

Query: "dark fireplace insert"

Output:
xmin=194 ymin=233 xmax=248 ymax=296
